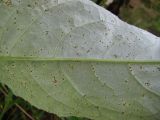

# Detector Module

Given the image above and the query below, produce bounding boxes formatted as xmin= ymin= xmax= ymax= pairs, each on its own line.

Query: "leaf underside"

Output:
xmin=0 ymin=0 xmax=160 ymax=120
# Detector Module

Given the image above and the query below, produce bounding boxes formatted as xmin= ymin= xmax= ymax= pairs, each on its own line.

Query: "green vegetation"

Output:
xmin=0 ymin=0 xmax=160 ymax=120
xmin=120 ymin=0 xmax=160 ymax=36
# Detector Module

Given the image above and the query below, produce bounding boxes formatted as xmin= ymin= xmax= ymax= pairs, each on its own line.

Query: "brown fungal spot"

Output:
xmin=53 ymin=76 xmax=58 ymax=84
xmin=53 ymin=79 xmax=57 ymax=83
xmin=3 ymin=0 xmax=12 ymax=6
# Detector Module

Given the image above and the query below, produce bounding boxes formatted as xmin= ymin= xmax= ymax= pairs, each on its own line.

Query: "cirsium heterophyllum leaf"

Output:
xmin=0 ymin=0 xmax=160 ymax=120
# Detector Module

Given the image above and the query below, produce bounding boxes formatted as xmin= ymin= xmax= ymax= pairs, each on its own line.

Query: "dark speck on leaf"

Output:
xmin=16 ymin=10 xmax=19 ymax=14
xmin=145 ymin=82 xmax=150 ymax=86
xmin=45 ymin=31 xmax=49 ymax=35
xmin=140 ymin=66 xmax=143 ymax=69
xmin=113 ymin=54 xmax=118 ymax=58
xmin=27 ymin=4 xmax=31 ymax=7
xmin=87 ymin=50 xmax=90 ymax=53
xmin=53 ymin=76 xmax=57 ymax=83
xmin=157 ymin=67 xmax=160 ymax=71
xmin=53 ymin=79 xmax=57 ymax=83
xmin=125 ymin=80 xmax=128 ymax=83
xmin=74 ymin=46 xmax=78 ymax=49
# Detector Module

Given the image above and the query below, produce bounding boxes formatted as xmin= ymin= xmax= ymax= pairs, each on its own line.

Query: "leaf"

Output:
xmin=0 ymin=0 xmax=160 ymax=120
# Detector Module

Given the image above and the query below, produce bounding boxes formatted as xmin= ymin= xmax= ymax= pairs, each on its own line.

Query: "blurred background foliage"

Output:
xmin=120 ymin=0 xmax=160 ymax=36
xmin=95 ymin=0 xmax=160 ymax=36
xmin=0 ymin=0 xmax=160 ymax=120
